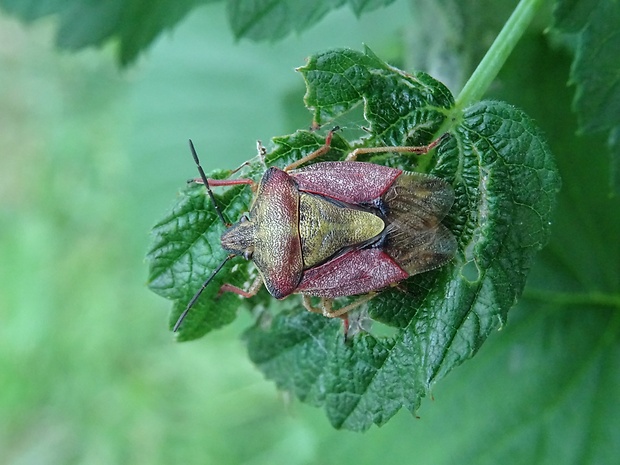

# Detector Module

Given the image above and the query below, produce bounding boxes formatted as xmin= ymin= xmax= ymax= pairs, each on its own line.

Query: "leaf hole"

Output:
xmin=367 ymin=321 xmax=399 ymax=339
xmin=460 ymin=260 xmax=481 ymax=283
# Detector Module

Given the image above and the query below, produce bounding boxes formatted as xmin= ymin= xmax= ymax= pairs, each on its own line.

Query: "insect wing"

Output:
xmin=291 ymin=161 xmax=402 ymax=204
xmin=296 ymin=248 xmax=408 ymax=298
xmin=381 ymin=172 xmax=457 ymax=275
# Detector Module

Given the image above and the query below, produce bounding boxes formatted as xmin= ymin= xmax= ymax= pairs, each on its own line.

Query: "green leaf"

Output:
xmin=0 ymin=0 xmax=214 ymax=65
xmin=299 ymin=47 xmax=454 ymax=140
xmin=406 ymin=298 xmax=620 ymax=465
xmin=0 ymin=0 xmax=400 ymax=65
xmin=612 ymin=127 xmax=620 ymax=193
xmin=227 ymin=0 xmax=343 ymax=41
xmin=440 ymin=35 xmax=620 ymax=463
xmin=553 ymin=0 xmax=595 ymax=32
xmin=563 ymin=1 xmax=620 ymax=134
xmin=348 ymin=0 xmax=396 ymax=15
xmin=226 ymin=0 xmax=397 ymax=41
xmin=148 ymin=48 xmax=560 ymax=427
xmin=501 ymin=111 xmax=620 ymax=465
xmin=553 ymin=0 xmax=620 ymax=194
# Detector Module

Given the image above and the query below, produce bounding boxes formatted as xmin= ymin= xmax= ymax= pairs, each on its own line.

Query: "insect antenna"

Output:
xmin=188 ymin=139 xmax=229 ymax=226
xmin=173 ymin=254 xmax=235 ymax=332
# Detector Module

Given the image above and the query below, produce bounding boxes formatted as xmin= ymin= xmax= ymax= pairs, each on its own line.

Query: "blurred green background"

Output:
xmin=1 ymin=1 xmax=618 ymax=464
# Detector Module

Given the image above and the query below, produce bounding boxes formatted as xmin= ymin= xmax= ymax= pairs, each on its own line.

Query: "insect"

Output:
xmin=174 ymin=129 xmax=456 ymax=331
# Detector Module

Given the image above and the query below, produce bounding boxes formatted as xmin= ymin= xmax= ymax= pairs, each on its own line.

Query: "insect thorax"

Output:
xmin=298 ymin=193 xmax=385 ymax=268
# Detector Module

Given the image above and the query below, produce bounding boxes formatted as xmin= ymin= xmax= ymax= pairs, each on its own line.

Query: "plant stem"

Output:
xmin=455 ymin=0 xmax=546 ymax=109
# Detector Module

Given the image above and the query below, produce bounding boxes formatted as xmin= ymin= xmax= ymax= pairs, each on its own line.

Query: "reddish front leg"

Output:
xmin=284 ymin=127 xmax=339 ymax=172
xmin=193 ymin=178 xmax=255 ymax=188
xmin=346 ymin=132 xmax=450 ymax=161
xmin=189 ymin=139 xmax=256 ymax=227
xmin=218 ymin=274 xmax=263 ymax=298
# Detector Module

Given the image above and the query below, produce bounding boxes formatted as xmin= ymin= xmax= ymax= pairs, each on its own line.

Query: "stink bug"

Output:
xmin=174 ymin=130 xmax=456 ymax=332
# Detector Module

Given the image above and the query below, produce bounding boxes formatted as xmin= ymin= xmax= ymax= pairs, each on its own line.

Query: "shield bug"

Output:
xmin=174 ymin=130 xmax=456 ymax=331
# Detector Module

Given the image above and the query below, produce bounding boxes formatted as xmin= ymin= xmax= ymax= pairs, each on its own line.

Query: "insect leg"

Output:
xmin=199 ymin=178 xmax=255 ymax=187
xmin=218 ymin=274 xmax=263 ymax=298
xmin=228 ymin=160 xmax=253 ymax=175
xmin=188 ymin=139 xmax=256 ymax=227
xmin=346 ymin=132 xmax=450 ymax=161
xmin=284 ymin=126 xmax=340 ymax=172
xmin=319 ymin=293 xmax=377 ymax=318
xmin=301 ymin=294 xmax=323 ymax=314
xmin=302 ymin=293 xmax=377 ymax=318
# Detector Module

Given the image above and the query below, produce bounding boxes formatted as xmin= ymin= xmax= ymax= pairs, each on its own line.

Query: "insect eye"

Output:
xmin=243 ymin=250 xmax=254 ymax=260
xmin=239 ymin=214 xmax=249 ymax=223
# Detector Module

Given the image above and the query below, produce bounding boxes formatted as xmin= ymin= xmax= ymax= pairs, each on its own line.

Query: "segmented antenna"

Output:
xmin=188 ymin=139 xmax=229 ymax=226
xmin=173 ymin=254 xmax=234 ymax=332
xmin=173 ymin=141 xmax=234 ymax=333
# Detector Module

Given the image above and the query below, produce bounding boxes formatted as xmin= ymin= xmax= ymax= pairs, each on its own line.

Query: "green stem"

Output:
xmin=455 ymin=0 xmax=546 ymax=109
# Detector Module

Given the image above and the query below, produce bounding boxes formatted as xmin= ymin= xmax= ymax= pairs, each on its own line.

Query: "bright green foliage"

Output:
xmin=146 ymin=47 xmax=560 ymax=430
xmin=0 ymin=0 xmax=395 ymax=64
xmin=299 ymin=48 xmax=454 ymax=135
